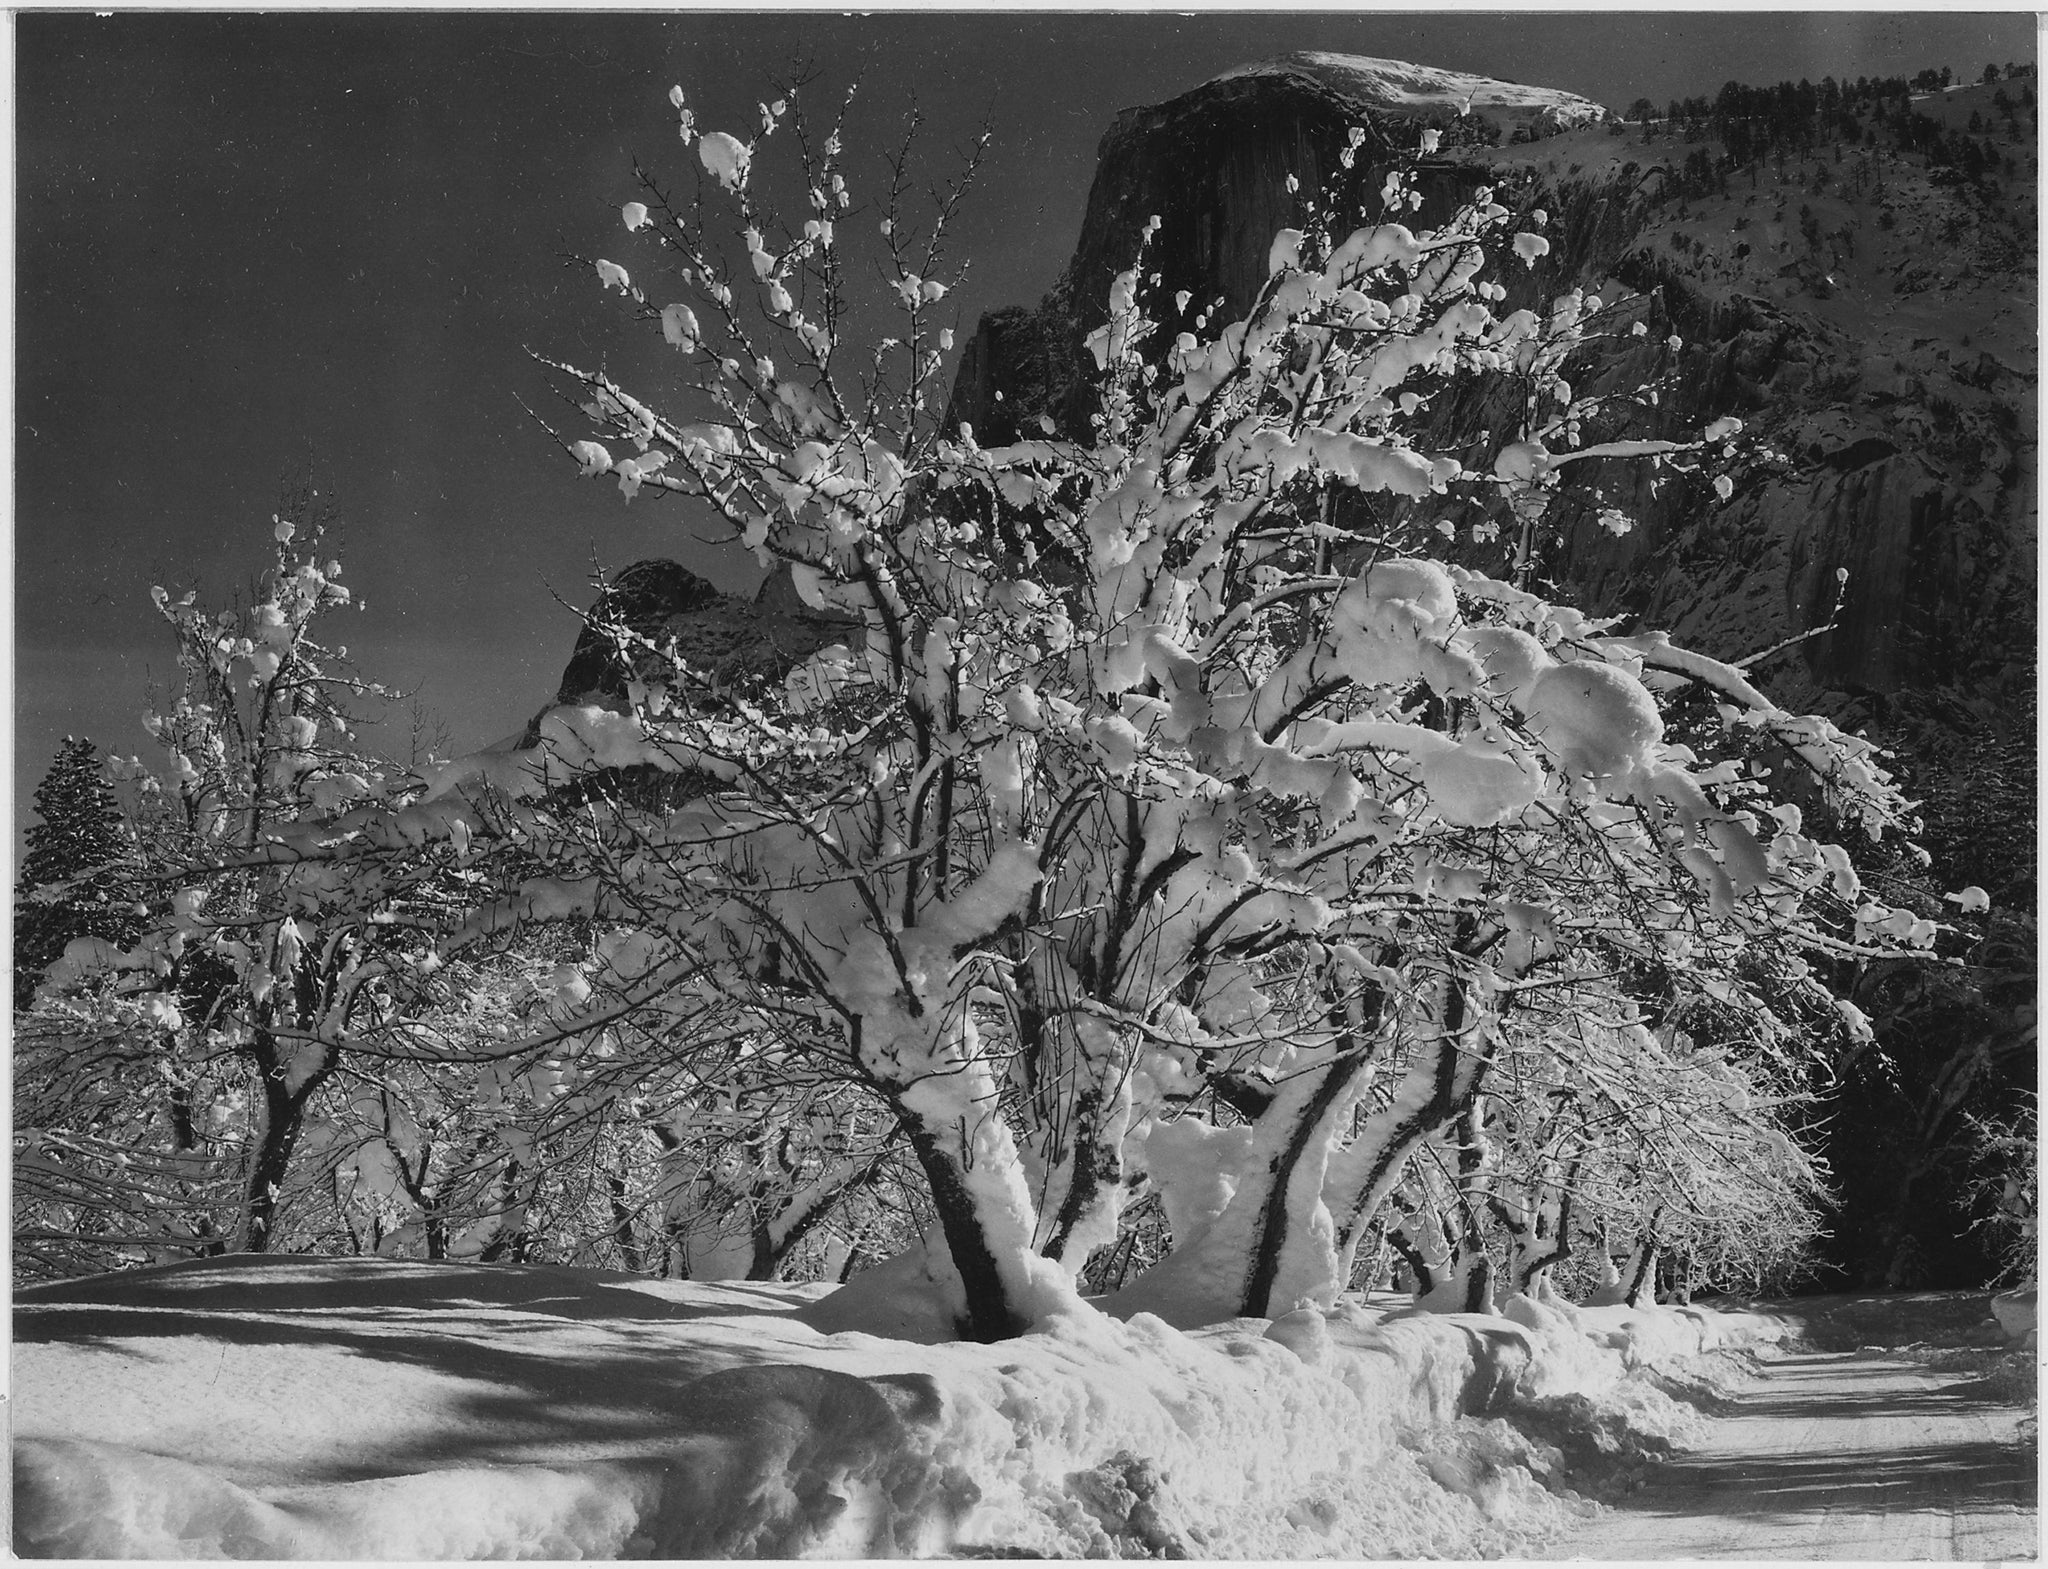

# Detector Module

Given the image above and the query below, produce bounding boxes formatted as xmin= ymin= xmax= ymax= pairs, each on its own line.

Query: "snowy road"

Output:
xmin=1541 ymin=1340 xmax=2038 ymax=1560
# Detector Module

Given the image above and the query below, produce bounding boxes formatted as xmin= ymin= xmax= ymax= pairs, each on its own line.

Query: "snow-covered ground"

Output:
xmin=1536 ymin=1291 xmax=2039 ymax=1561
xmin=14 ymin=1255 xmax=1795 ymax=1558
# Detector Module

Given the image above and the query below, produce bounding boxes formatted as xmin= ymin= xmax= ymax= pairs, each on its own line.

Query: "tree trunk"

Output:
xmin=1034 ymin=1070 xmax=1135 ymax=1270
xmin=862 ymin=986 xmax=1085 ymax=1341
xmin=1011 ymin=959 xmax=1138 ymax=1274
xmin=747 ymin=1223 xmax=778 ymax=1282
xmin=1509 ymin=1185 xmax=1578 ymax=1294
xmin=663 ymin=1218 xmax=689 ymax=1279
xmin=394 ymin=1143 xmax=449 ymax=1260
xmin=1113 ymin=966 xmax=1396 ymax=1323
xmin=1497 ymin=1152 xmax=1582 ymax=1293
xmin=167 ymin=1074 xmax=197 ymax=1151
xmin=1416 ymin=1249 xmax=1495 ymax=1314
xmin=1104 ymin=1044 xmax=1377 ymax=1326
xmin=899 ymin=1114 xmax=1037 ymax=1342
xmin=609 ymin=1175 xmax=645 ymax=1273
xmin=239 ymin=1094 xmax=299 ymax=1253
xmin=237 ymin=1037 xmax=333 ymax=1253
xmin=1239 ymin=1048 xmax=1379 ymax=1317
xmin=478 ymin=1157 xmax=532 ymax=1263
xmin=1624 ymin=1237 xmax=1660 ymax=1306
xmin=1386 ymin=1218 xmax=1441 ymax=1297
xmin=744 ymin=1153 xmax=883 ymax=1281
xmin=1326 ymin=954 xmax=1492 ymax=1270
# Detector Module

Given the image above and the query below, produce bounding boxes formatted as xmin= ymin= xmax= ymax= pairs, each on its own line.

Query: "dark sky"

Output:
xmin=14 ymin=9 xmax=2036 ymax=842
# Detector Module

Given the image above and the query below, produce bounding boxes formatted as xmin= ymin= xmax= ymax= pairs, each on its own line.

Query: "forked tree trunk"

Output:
xmin=392 ymin=1138 xmax=449 ymax=1260
xmin=1416 ymin=1249 xmax=1495 ymax=1314
xmin=1325 ymin=951 xmax=1493 ymax=1278
xmin=1508 ymin=1191 xmax=1577 ymax=1294
xmin=1239 ymin=1045 xmax=1384 ymax=1318
xmin=609 ymin=1175 xmax=646 ymax=1273
xmin=888 ymin=1074 xmax=1084 ymax=1341
xmin=477 ymin=1157 xmax=532 ymax=1263
xmin=900 ymin=1116 xmax=1034 ymax=1341
xmin=1496 ymin=1152 xmax=1583 ymax=1293
xmin=744 ymin=1152 xmax=886 ymax=1280
xmin=1024 ymin=823 xmax=1201 ymax=1277
xmin=1115 ymin=955 xmax=1490 ymax=1326
xmin=1103 ymin=1040 xmax=1379 ymax=1327
xmin=1588 ymin=1212 xmax=1662 ymax=1306
xmin=1139 ymin=972 xmax=1394 ymax=1323
xmin=1397 ymin=1200 xmax=1496 ymax=1314
xmin=1030 ymin=1015 xmax=1138 ymax=1271
xmin=238 ymin=1034 xmax=337 ymax=1253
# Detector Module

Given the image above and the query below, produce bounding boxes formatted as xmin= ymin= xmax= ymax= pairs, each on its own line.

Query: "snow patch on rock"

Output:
xmin=1211 ymin=52 xmax=1610 ymax=136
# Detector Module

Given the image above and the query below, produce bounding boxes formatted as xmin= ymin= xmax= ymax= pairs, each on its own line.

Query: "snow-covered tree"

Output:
xmin=14 ymin=736 xmax=139 ymax=1010
xmin=27 ymin=499 xmax=462 ymax=1256
xmin=273 ymin=891 xmax=908 ymax=1278
xmin=1336 ymin=970 xmax=1830 ymax=1310
xmin=366 ymin=81 xmax=1937 ymax=1339
xmin=13 ymin=985 xmax=246 ymax=1276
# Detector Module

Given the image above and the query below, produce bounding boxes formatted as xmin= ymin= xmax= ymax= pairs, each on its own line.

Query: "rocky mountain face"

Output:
xmin=528 ymin=560 xmax=854 ymax=745
xmin=948 ymin=55 xmax=2034 ymax=722
xmin=948 ymin=54 xmax=1598 ymax=446
xmin=941 ymin=54 xmax=2037 ymax=1288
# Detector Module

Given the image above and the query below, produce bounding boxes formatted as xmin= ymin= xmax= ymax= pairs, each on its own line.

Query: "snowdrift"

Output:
xmin=13 ymin=1256 xmax=1792 ymax=1559
xmin=1993 ymin=1284 xmax=2037 ymax=1345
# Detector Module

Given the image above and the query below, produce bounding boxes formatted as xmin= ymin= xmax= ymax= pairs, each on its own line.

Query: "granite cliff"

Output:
xmin=948 ymin=54 xmax=2034 ymax=726
xmin=527 ymin=560 xmax=855 ymax=748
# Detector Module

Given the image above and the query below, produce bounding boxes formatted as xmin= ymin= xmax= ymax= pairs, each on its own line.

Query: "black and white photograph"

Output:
xmin=10 ymin=7 xmax=2038 ymax=1558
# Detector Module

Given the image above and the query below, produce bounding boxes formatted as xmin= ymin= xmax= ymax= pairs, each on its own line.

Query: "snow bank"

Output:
xmin=1992 ymin=1284 xmax=2037 ymax=1344
xmin=15 ymin=1441 xmax=670 ymax=1561
xmin=13 ymin=1257 xmax=1793 ymax=1559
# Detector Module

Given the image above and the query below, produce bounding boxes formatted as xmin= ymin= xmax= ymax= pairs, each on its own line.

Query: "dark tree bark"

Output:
xmin=1331 ymin=926 xmax=1493 ymax=1257
xmin=1241 ymin=1047 xmax=1378 ymax=1319
xmin=900 ymin=1114 xmax=1033 ymax=1343
xmin=609 ymin=1174 xmax=646 ymax=1273
xmin=239 ymin=1037 xmax=336 ymax=1253
xmin=478 ymin=1157 xmax=533 ymax=1263
xmin=1386 ymin=1220 xmax=1440 ymax=1297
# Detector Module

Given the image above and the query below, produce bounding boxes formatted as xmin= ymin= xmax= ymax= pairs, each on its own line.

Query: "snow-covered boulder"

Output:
xmin=1991 ymin=1283 xmax=2036 ymax=1344
xmin=794 ymin=1247 xmax=965 ymax=1345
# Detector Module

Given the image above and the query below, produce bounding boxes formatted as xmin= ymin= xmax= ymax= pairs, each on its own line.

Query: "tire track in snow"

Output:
xmin=1540 ymin=1344 xmax=2037 ymax=1560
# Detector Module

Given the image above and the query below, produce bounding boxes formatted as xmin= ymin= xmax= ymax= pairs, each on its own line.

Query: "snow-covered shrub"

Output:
xmin=16 ymin=489 xmax=441 ymax=1268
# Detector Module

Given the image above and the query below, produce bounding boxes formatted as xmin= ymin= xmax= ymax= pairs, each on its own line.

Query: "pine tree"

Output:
xmin=15 ymin=736 xmax=134 ymax=1009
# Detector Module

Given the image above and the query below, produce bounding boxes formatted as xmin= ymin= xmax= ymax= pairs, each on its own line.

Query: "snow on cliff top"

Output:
xmin=1212 ymin=51 xmax=1609 ymax=132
